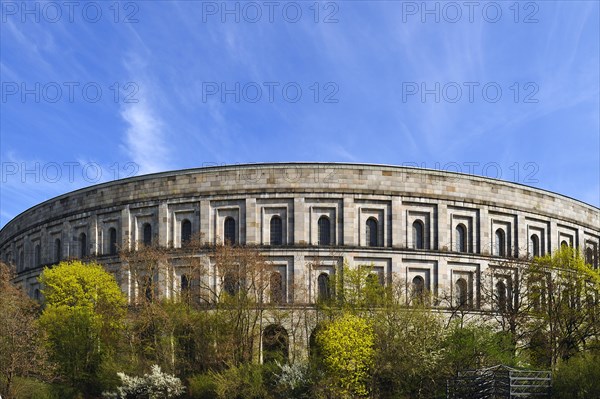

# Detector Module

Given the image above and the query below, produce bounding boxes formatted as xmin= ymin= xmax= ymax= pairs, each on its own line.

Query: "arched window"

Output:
xmin=317 ymin=273 xmax=331 ymax=302
xmin=366 ymin=217 xmax=378 ymax=247
xmin=54 ymin=238 xmax=62 ymax=262
xmin=181 ymin=219 xmax=192 ymax=246
xmin=455 ymin=224 xmax=467 ymax=253
xmin=455 ymin=278 xmax=468 ymax=307
xmin=561 ymin=240 xmax=569 ymax=249
xmin=494 ymin=229 xmax=505 ymax=257
xmin=586 ymin=248 xmax=594 ymax=266
xmin=142 ymin=223 xmax=152 ymax=246
xmin=270 ymin=216 xmax=283 ymax=246
xmin=270 ymin=271 xmax=283 ymax=304
xmin=223 ymin=272 xmax=238 ymax=296
xmin=224 ymin=217 xmax=236 ymax=245
xmin=109 ymin=228 xmax=118 ymax=255
xmin=530 ymin=234 xmax=540 ymax=258
xmin=79 ymin=233 xmax=87 ymax=258
xmin=181 ymin=274 xmax=190 ymax=292
xmin=262 ymin=325 xmax=289 ymax=364
xmin=318 ymin=216 xmax=331 ymax=246
xmin=412 ymin=220 xmax=425 ymax=249
xmin=496 ymin=281 xmax=507 ymax=312
xmin=34 ymin=244 xmax=41 ymax=266
xmin=411 ymin=276 xmax=425 ymax=303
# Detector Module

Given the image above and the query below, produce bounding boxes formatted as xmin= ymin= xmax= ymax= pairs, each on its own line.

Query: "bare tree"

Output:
xmin=0 ymin=262 xmax=54 ymax=399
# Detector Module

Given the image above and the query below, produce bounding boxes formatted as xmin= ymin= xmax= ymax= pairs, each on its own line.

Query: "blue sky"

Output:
xmin=1 ymin=1 xmax=599 ymax=227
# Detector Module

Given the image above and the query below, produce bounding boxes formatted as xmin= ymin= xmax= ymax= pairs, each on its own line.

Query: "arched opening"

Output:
xmin=411 ymin=276 xmax=425 ymax=304
xmin=455 ymin=224 xmax=467 ymax=253
xmin=181 ymin=219 xmax=192 ymax=246
xmin=54 ymin=238 xmax=62 ymax=263
xmin=455 ymin=278 xmax=468 ymax=308
xmin=223 ymin=271 xmax=238 ymax=296
xmin=18 ymin=250 xmax=24 ymax=271
xmin=494 ymin=229 xmax=506 ymax=257
xmin=317 ymin=273 xmax=331 ymax=302
xmin=366 ymin=217 xmax=378 ymax=247
xmin=224 ymin=217 xmax=236 ymax=245
xmin=270 ymin=271 xmax=284 ymax=304
xmin=585 ymin=247 xmax=594 ymax=267
xmin=34 ymin=244 xmax=41 ymax=266
xmin=496 ymin=281 xmax=508 ymax=312
xmin=142 ymin=223 xmax=152 ymax=246
xmin=270 ymin=216 xmax=283 ymax=246
xmin=34 ymin=289 xmax=41 ymax=301
xmin=413 ymin=220 xmax=425 ymax=249
xmin=109 ymin=227 xmax=118 ymax=255
xmin=262 ymin=325 xmax=289 ymax=364
xmin=318 ymin=216 xmax=331 ymax=246
xmin=79 ymin=233 xmax=87 ymax=258
xmin=561 ymin=240 xmax=569 ymax=249
xmin=181 ymin=274 xmax=190 ymax=292
xmin=530 ymin=234 xmax=540 ymax=258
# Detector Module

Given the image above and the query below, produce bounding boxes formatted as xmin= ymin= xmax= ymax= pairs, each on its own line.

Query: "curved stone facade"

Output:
xmin=1 ymin=163 xmax=599 ymax=305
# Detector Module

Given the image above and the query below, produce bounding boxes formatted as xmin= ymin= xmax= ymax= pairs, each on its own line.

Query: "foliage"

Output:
xmin=273 ymin=361 xmax=312 ymax=399
xmin=442 ymin=322 xmax=518 ymax=375
xmin=553 ymin=352 xmax=600 ymax=399
xmin=39 ymin=260 xmax=126 ymax=396
xmin=102 ymin=365 xmax=185 ymax=399
xmin=0 ymin=262 xmax=53 ymax=399
xmin=209 ymin=363 xmax=267 ymax=399
xmin=530 ymin=246 xmax=600 ymax=365
xmin=316 ymin=313 xmax=375 ymax=397
xmin=188 ymin=373 xmax=217 ymax=399
xmin=372 ymin=306 xmax=447 ymax=398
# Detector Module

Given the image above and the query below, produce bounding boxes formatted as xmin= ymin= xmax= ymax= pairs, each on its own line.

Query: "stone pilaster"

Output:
xmin=392 ymin=197 xmax=402 ymax=248
xmin=343 ymin=196 xmax=355 ymax=246
xmin=479 ymin=207 xmax=490 ymax=256
xmin=158 ymin=202 xmax=169 ymax=247
xmin=121 ymin=206 xmax=131 ymax=251
xmin=294 ymin=197 xmax=306 ymax=245
xmin=245 ymin=197 xmax=257 ymax=245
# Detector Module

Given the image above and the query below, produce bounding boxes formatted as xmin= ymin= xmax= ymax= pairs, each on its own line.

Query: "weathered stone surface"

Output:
xmin=1 ymin=163 xmax=598 ymax=304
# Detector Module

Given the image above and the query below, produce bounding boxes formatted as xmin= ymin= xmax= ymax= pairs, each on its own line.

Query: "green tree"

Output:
xmin=39 ymin=260 xmax=126 ymax=396
xmin=316 ymin=313 xmax=375 ymax=398
xmin=530 ymin=246 xmax=600 ymax=366
xmin=372 ymin=306 xmax=447 ymax=398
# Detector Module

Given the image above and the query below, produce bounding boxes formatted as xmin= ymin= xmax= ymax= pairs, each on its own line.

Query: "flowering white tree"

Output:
xmin=103 ymin=365 xmax=185 ymax=399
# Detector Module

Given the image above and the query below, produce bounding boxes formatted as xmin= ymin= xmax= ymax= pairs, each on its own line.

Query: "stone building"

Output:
xmin=1 ymin=163 xmax=598 ymax=356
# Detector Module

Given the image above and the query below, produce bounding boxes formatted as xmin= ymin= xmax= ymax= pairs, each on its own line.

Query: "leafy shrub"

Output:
xmin=188 ymin=373 xmax=217 ymax=399
xmin=553 ymin=352 xmax=600 ymax=399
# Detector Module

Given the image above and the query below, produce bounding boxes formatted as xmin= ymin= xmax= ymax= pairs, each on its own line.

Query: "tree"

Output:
xmin=529 ymin=246 xmax=600 ymax=366
xmin=39 ymin=260 xmax=126 ymax=395
xmin=316 ymin=313 xmax=375 ymax=398
xmin=372 ymin=305 xmax=447 ymax=398
xmin=0 ymin=262 xmax=53 ymax=399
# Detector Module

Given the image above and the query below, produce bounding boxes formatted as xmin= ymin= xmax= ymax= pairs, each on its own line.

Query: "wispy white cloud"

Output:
xmin=120 ymin=101 xmax=170 ymax=174
xmin=119 ymin=52 xmax=172 ymax=174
